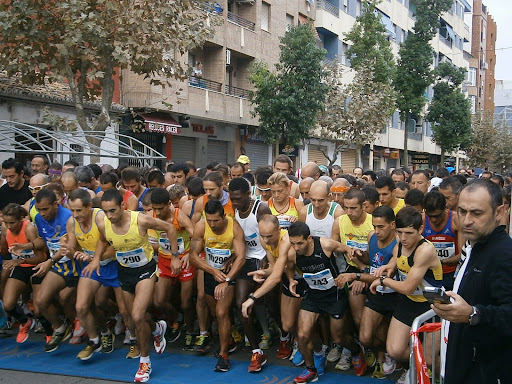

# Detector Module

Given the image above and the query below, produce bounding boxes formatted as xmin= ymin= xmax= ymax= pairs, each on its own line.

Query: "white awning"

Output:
xmin=0 ymin=120 xmax=165 ymax=167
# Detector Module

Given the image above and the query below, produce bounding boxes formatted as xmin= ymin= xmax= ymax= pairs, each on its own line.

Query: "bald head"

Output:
xmin=310 ymin=180 xmax=329 ymax=197
xmin=299 ymin=177 xmax=315 ymax=200
xmin=30 ymin=173 xmax=50 ymax=187
xmin=332 ymin=177 xmax=351 ymax=188
xmin=301 ymin=162 xmax=321 ymax=180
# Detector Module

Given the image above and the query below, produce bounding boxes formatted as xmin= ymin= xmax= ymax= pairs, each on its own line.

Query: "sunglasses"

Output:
xmin=256 ymin=186 xmax=271 ymax=191
xmin=29 ymin=182 xmax=50 ymax=192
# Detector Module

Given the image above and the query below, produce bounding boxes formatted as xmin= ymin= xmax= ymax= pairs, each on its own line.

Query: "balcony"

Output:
xmin=227 ymin=11 xmax=255 ymax=32
xmin=316 ymin=0 xmax=339 ymax=17
xmin=188 ymin=76 xmax=222 ymax=93
xmin=225 ymin=84 xmax=250 ymax=99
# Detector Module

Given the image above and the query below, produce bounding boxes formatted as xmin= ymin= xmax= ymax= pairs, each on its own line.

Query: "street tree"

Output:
xmin=466 ymin=111 xmax=497 ymax=169
xmin=316 ymin=0 xmax=395 ymax=166
xmin=249 ymin=23 xmax=327 ymax=147
xmin=492 ymin=119 xmax=512 ymax=173
xmin=0 ymin=0 xmax=217 ymax=157
xmin=426 ymin=63 xmax=472 ymax=164
xmin=394 ymin=0 xmax=452 ymax=167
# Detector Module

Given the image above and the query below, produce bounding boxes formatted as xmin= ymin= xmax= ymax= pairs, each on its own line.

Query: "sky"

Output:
xmin=483 ymin=0 xmax=512 ymax=81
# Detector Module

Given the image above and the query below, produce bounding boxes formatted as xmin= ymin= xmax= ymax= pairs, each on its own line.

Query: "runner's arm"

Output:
xmin=226 ymin=219 xmax=246 ymax=280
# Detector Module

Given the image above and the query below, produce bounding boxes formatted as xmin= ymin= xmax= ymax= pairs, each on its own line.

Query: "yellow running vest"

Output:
xmin=204 ymin=216 xmax=234 ymax=270
xmin=338 ymin=213 xmax=374 ymax=268
xmin=264 ymin=229 xmax=287 ymax=259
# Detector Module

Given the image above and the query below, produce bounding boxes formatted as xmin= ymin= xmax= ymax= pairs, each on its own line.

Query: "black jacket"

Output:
xmin=445 ymin=226 xmax=512 ymax=384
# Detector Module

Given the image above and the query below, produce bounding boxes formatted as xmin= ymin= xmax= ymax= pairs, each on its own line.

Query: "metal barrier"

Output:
xmin=409 ymin=309 xmax=443 ymax=384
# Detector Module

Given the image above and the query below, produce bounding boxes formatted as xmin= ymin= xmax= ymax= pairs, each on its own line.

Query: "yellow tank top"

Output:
xmin=264 ymin=229 xmax=287 ymax=259
xmin=155 ymin=208 xmax=190 ymax=259
xmin=268 ymin=197 xmax=299 ymax=229
xmin=397 ymin=238 xmax=443 ymax=303
xmin=104 ymin=211 xmax=154 ymax=268
xmin=74 ymin=208 xmax=113 ymax=266
xmin=204 ymin=216 xmax=234 ymax=270
xmin=393 ymin=199 xmax=405 ymax=215
xmin=29 ymin=198 xmax=38 ymax=222
xmin=338 ymin=213 xmax=374 ymax=268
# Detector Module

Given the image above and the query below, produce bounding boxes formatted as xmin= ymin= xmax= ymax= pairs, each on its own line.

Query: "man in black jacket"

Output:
xmin=433 ymin=179 xmax=512 ymax=384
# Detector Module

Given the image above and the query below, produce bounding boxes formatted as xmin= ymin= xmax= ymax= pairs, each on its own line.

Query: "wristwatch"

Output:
xmin=355 ymin=273 xmax=361 ymax=281
xmin=225 ymin=276 xmax=235 ymax=286
xmin=249 ymin=293 xmax=257 ymax=301
xmin=172 ymin=251 xmax=180 ymax=257
xmin=469 ymin=306 xmax=480 ymax=325
xmin=380 ymin=276 xmax=386 ymax=286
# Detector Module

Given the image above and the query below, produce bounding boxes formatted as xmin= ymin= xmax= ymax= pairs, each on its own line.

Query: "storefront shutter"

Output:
xmin=308 ymin=145 xmax=328 ymax=165
xmin=171 ymin=136 xmax=196 ymax=164
xmin=207 ymin=139 xmax=228 ymax=164
xmin=243 ymin=140 xmax=270 ymax=169
xmin=341 ymin=149 xmax=356 ymax=173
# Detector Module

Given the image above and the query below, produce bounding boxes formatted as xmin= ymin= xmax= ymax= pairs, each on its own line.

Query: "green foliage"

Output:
xmin=345 ymin=0 xmax=395 ymax=84
xmin=249 ymin=23 xmax=328 ymax=145
xmin=427 ymin=63 xmax=472 ymax=156
xmin=0 ymin=0 xmax=217 ymax=135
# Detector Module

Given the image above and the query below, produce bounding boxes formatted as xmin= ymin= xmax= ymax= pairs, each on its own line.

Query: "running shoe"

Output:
xmin=167 ymin=321 xmax=182 ymax=343
xmin=34 ymin=319 xmax=45 ymax=333
xmin=45 ymin=335 xmax=52 ymax=344
xmin=16 ymin=318 xmax=33 ymax=343
xmin=245 ymin=335 xmax=251 ymax=347
xmin=124 ymin=329 xmax=131 ymax=345
xmin=153 ymin=320 xmax=167 ymax=354
xmin=335 ymin=349 xmax=352 ymax=371
xmin=231 ymin=325 xmax=243 ymax=343
xmin=396 ymin=369 xmax=410 ymax=384
xmin=372 ymin=361 xmax=386 ymax=379
xmin=77 ymin=340 xmax=101 ymax=360
xmin=194 ymin=334 xmax=211 ymax=354
xmin=248 ymin=351 xmax=267 ymax=372
xmin=114 ymin=314 xmax=125 ymax=335
xmin=365 ymin=348 xmax=376 ymax=368
xmin=126 ymin=340 xmax=141 ymax=359
xmin=292 ymin=348 xmax=305 ymax=366
xmin=327 ymin=345 xmax=341 ymax=362
xmin=276 ymin=338 xmax=292 ymax=359
xmin=293 ymin=368 xmax=318 ymax=383
xmin=214 ymin=354 xmax=230 ymax=372
xmin=383 ymin=353 xmax=397 ymax=375
xmin=134 ymin=362 xmax=152 ymax=383
xmin=69 ymin=318 xmax=86 ymax=344
xmin=259 ymin=333 xmax=272 ymax=350
xmin=0 ymin=301 xmax=8 ymax=332
xmin=228 ymin=337 xmax=238 ymax=354
xmin=183 ymin=333 xmax=195 ymax=351
xmin=45 ymin=325 xmax=71 ymax=352
xmin=352 ymin=350 xmax=367 ymax=376
xmin=314 ymin=353 xmax=327 ymax=376
xmin=101 ymin=332 xmax=115 ymax=353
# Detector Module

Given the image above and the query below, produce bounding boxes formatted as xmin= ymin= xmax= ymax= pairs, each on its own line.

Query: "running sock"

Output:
xmin=90 ymin=336 xmax=100 ymax=345
xmin=140 ymin=355 xmax=150 ymax=364
xmin=151 ymin=322 xmax=162 ymax=337
xmin=200 ymin=330 xmax=208 ymax=336
xmin=252 ymin=348 xmax=263 ymax=355
xmin=280 ymin=332 xmax=290 ymax=341
xmin=321 ymin=344 xmax=328 ymax=354
xmin=55 ymin=323 xmax=66 ymax=333
xmin=37 ymin=316 xmax=53 ymax=336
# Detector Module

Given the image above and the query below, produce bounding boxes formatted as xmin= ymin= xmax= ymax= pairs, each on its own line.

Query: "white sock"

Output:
xmin=252 ymin=348 xmax=263 ymax=355
xmin=140 ymin=355 xmax=150 ymax=364
xmin=342 ymin=347 xmax=351 ymax=356
xmin=321 ymin=344 xmax=328 ymax=354
xmin=152 ymin=322 xmax=161 ymax=337
xmin=90 ymin=336 xmax=100 ymax=344
xmin=200 ymin=330 xmax=208 ymax=336
xmin=280 ymin=333 xmax=290 ymax=342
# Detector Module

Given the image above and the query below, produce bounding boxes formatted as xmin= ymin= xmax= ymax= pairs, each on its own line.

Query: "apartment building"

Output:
xmin=311 ymin=0 xmax=473 ymax=171
xmin=121 ymin=1 xmax=314 ymax=169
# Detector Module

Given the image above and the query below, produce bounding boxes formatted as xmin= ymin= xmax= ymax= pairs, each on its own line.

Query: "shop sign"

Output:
xmin=279 ymin=144 xmax=299 ymax=157
xmin=390 ymin=150 xmax=400 ymax=159
xmin=146 ymin=121 xmax=181 ymax=135
xmin=192 ymin=124 xmax=215 ymax=134
xmin=412 ymin=154 xmax=430 ymax=165
xmin=383 ymin=148 xmax=390 ymax=158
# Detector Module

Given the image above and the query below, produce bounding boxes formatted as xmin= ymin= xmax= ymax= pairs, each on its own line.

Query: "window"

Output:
xmin=356 ymin=0 xmax=361 ymax=16
xmin=286 ymin=14 xmax=293 ymax=31
xmin=261 ymin=2 xmax=270 ymax=32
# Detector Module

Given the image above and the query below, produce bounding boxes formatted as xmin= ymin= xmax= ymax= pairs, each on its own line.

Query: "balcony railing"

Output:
xmin=225 ymin=85 xmax=250 ymax=99
xmin=316 ymin=0 xmax=340 ymax=17
xmin=227 ymin=11 xmax=255 ymax=31
xmin=440 ymin=36 xmax=453 ymax=48
xmin=194 ymin=0 xmax=223 ymax=15
xmin=188 ymin=76 xmax=222 ymax=92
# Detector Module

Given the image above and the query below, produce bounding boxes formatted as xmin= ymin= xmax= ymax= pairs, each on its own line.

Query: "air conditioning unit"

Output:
xmin=236 ymin=0 xmax=255 ymax=4
xmin=226 ymin=49 xmax=231 ymax=65
xmin=483 ymin=62 xmax=489 ymax=70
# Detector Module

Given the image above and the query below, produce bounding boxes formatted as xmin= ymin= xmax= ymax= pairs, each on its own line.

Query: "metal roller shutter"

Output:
xmin=341 ymin=149 xmax=356 ymax=172
xmin=171 ymin=136 xmax=196 ymax=163
xmin=207 ymin=139 xmax=228 ymax=164
xmin=243 ymin=140 xmax=270 ymax=169
xmin=308 ymin=145 xmax=328 ymax=165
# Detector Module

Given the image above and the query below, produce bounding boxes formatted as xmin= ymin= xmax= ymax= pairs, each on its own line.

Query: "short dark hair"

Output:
xmin=274 ymin=155 xmax=292 ymax=168
xmin=363 ymin=170 xmax=377 ymax=182
xmin=2 ymin=158 xmax=24 ymax=174
xmin=64 ymin=160 xmax=79 ymax=167
xmin=396 ymin=181 xmax=410 ymax=191
xmin=439 ymin=176 xmax=462 ymax=194
xmin=203 ymin=171 xmax=223 ymax=187
xmin=100 ymin=172 xmax=119 ymax=186
xmin=206 ymin=161 xmax=220 ymax=171
xmin=490 ymin=175 xmax=505 ymax=188
xmin=362 ymin=186 xmax=379 ymax=205
xmin=375 ymin=176 xmax=395 ymax=191
xmin=187 ymin=177 xmax=205 ymax=197
xmin=231 ymin=162 xmax=245 ymax=171
xmin=412 ymin=169 xmax=429 ymax=180
xmin=435 ymin=168 xmax=449 ymax=178
xmin=228 ymin=177 xmax=250 ymax=193
xmin=423 ymin=190 xmax=446 ymax=212
xmin=396 ymin=206 xmax=423 ymax=230
xmin=186 ymin=161 xmax=197 ymax=173
xmin=242 ymin=172 xmax=255 ymax=186
xmin=88 ymin=164 xmax=102 ymax=179
xmin=344 ymin=188 xmax=365 ymax=205
xmin=391 ymin=168 xmax=405 ymax=178
xmin=32 ymin=155 xmax=49 ymax=166
xmin=121 ymin=167 xmax=141 ymax=182
xmin=68 ymin=188 xmax=92 ymax=207
xmin=461 ymin=178 xmax=503 ymax=213
xmin=372 ymin=205 xmax=395 ymax=223
xmin=2 ymin=203 xmax=28 ymax=219
xmin=288 ymin=222 xmax=311 ymax=239
xmin=35 ymin=188 xmax=57 ymax=204
xmin=147 ymin=170 xmax=165 ymax=185
xmin=75 ymin=165 xmax=95 ymax=183
xmin=169 ymin=162 xmax=189 ymax=176
xmin=204 ymin=199 xmax=224 ymax=216
xmin=404 ymin=188 xmax=424 ymax=207
xmin=150 ymin=187 xmax=170 ymax=205
xmin=255 ymin=166 xmax=273 ymax=186
xmin=101 ymin=188 xmax=123 ymax=206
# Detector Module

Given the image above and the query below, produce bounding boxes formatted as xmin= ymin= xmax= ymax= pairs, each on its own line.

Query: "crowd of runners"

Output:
xmin=0 ymin=154 xmax=509 ymax=383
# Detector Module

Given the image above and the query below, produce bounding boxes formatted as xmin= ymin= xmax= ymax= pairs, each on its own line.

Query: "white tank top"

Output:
xmin=305 ymin=202 xmax=338 ymax=238
xmin=235 ymin=199 xmax=266 ymax=260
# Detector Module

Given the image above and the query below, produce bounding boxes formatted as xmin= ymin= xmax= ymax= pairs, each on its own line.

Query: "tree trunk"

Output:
xmin=356 ymin=144 xmax=362 ymax=168
xmin=440 ymin=151 xmax=445 ymax=167
xmin=403 ymin=114 xmax=409 ymax=168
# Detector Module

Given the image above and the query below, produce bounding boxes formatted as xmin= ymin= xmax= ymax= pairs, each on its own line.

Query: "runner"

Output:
xmin=189 ymin=199 xmax=246 ymax=372
xmin=121 ymin=167 xmax=148 ymax=212
xmin=228 ymin=177 xmax=272 ymax=372
xmin=267 ymin=172 xmax=304 ymax=229
xmin=91 ymin=189 xmax=179 ymax=382
xmin=273 ymin=155 xmax=300 ymax=198
xmin=98 ymin=172 xmax=138 ymax=211
xmin=375 ymin=176 xmax=405 ymax=214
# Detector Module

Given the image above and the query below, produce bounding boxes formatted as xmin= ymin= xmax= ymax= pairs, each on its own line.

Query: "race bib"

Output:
xmin=245 ymin=232 xmax=258 ymax=248
xmin=370 ymin=266 xmax=395 ymax=293
xmin=277 ymin=215 xmax=292 ymax=229
xmin=115 ymin=247 xmax=149 ymax=268
xmin=158 ymin=235 xmax=185 ymax=254
xmin=205 ymin=247 xmax=231 ymax=269
xmin=347 ymin=240 xmax=368 ymax=252
xmin=47 ymin=239 xmax=69 ymax=263
xmin=11 ymin=249 xmax=35 ymax=261
xmin=83 ymin=248 xmax=113 ymax=266
xmin=433 ymin=242 xmax=455 ymax=260
xmin=303 ymin=268 xmax=335 ymax=290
